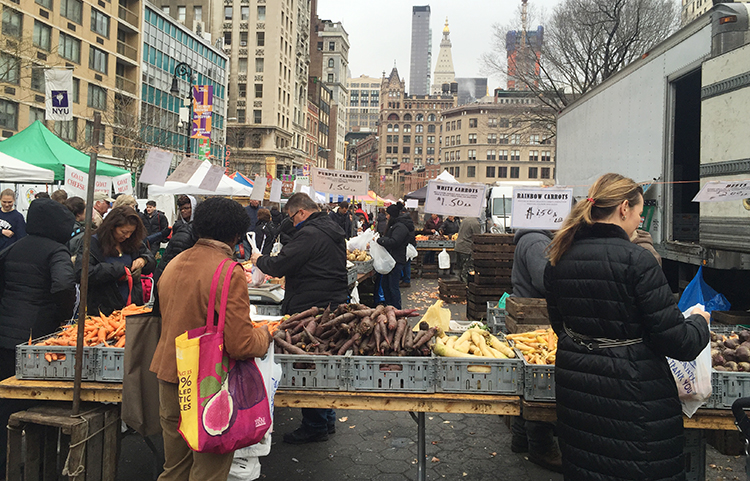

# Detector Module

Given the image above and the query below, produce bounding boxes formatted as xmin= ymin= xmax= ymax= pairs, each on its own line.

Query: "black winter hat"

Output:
xmin=386 ymin=202 xmax=403 ymax=217
xmin=26 ymin=197 xmax=76 ymax=244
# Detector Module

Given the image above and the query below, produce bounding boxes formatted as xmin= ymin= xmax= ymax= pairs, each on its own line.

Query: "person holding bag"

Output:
xmin=150 ymin=197 xmax=271 ymax=481
xmin=376 ymin=202 xmax=413 ymax=309
xmin=544 ymin=173 xmax=710 ymax=481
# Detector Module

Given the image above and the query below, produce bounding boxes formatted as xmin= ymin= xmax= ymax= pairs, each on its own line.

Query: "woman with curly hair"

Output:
xmin=75 ymin=206 xmax=155 ymax=315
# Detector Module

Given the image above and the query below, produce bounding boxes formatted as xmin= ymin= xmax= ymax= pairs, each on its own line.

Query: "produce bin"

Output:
xmin=16 ymin=334 xmax=98 ymax=381
xmin=520 ymin=349 xmax=555 ymax=401
xmin=347 ymin=266 xmax=358 ymax=285
xmin=353 ymin=259 xmax=373 ymax=274
xmin=275 ymin=354 xmax=349 ymax=391
xmin=416 ymin=240 xmax=455 ymax=249
xmin=710 ymin=370 xmax=750 ymax=409
xmin=254 ymin=304 xmax=283 ymax=317
xmin=95 ymin=346 xmax=125 ymax=382
xmin=348 ymin=356 xmax=436 ymax=393
xmin=435 ymin=356 xmax=523 ymax=394
xmin=486 ymin=302 xmax=506 ymax=320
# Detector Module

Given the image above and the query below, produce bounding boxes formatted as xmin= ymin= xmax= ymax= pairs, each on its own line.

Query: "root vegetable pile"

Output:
xmin=272 ymin=304 xmax=433 ymax=356
xmin=711 ymin=329 xmax=750 ymax=372
xmin=506 ymin=328 xmax=557 ymax=365
xmin=433 ymin=327 xmax=515 ymax=359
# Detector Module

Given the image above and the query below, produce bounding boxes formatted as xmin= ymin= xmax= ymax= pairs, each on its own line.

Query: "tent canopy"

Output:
xmin=229 ymin=171 xmax=254 ymax=187
xmin=148 ymin=160 xmax=254 ymax=197
xmin=404 ymin=185 xmax=427 ymax=201
xmin=0 ymin=152 xmax=55 ymax=183
xmin=0 ymin=121 xmax=130 ymax=181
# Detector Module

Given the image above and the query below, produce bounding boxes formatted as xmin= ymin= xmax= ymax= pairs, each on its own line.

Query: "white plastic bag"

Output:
xmin=369 ymin=236 xmax=396 ymax=274
xmin=270 ymin=236 xmax=282 ymax=256
xmin=667 ymin=303 xmax=712 ymax=418
xmin=347 ymin=229 xmax=375 ymax=252
xmin=406 ymin=243 xmax=418 ymax=261
xmin=438 ymin=248 xmax=450 ymax=269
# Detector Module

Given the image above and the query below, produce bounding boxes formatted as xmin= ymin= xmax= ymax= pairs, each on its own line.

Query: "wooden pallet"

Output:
xmin=468 ymin=283 xmax=513 ymax=296
xmin=472 ymin=252 xmax=515 ymax=261
xmin=473 ymin=258 xmax=513 ymax=268
xmin=472 ymin=243 xmax=516 ymax=253
xmin=472 ymin=234 xmax=515 ymax=245
xmin=472 ymin=274 xmax=512 ymax=285
xmin=505 ymin=314 xmax=551 ymax=334
xmin=506 ymin=297 xmax=548 ymax=322
xmin=473 ymin=266 xmax=513 ymax=277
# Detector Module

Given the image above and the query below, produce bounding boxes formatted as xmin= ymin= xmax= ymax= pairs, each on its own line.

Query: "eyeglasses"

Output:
xmin=290 ymin=210 xmax=303 ymax=223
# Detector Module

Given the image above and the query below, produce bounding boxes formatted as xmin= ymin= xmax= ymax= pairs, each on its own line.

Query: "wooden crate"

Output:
xmin=472 ymin=234 xmax=515 ymax=245
xmin=472 ymin=243 xmax=516 ymax=253
xmin=473 ymin=266 xmax=513 ymax=277
xmin=466 ymin=303 xmax=486 ymax=321
xmin=506 ymin=297 xmax=548 ymax=322
xmin=472 ymin=258 xmax=513 ymax=269
xmin=506 ymin=314 xmax=551 ymax=334
xmin=439 ymin=278 xmax=466 ymax=302
xmin=472 ymin=274 xmax=511 ymax=286
xmin=7 ymin=403 xmax=120 ymax=481
xmin=468 ymin=283 xmax=513 ymax=296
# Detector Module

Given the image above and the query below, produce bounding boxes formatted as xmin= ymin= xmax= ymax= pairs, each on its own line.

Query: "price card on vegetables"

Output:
xmin=310 ymin=167 xmax=369 ymax=196
xmin=424 ymin=181 xmax=486 ymax=218
xmin=510 ymin=188 xmax=573 ymax=230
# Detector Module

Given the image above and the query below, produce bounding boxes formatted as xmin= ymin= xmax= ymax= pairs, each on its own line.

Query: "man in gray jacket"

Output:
xmin=453 ymin=217 xmax=481 ymax=283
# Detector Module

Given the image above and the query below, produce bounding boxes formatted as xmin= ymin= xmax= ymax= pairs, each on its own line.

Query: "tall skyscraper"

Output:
xmin=431 ymin=18 xmax=455 ymax=94
xmin=409 ymin=6 xmax=431 ymax=96
xmin=506 ymin=26 xmax=544 ymax=90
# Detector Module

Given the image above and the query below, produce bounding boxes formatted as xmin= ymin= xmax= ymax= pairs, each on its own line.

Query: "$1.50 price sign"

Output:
xmin=510 ymin=187 xmax=573 ymax=230
xmin=424 ymin=181 xmax=486 ymax=218
xmin=310 ymin=167 xmax=369 ymax=196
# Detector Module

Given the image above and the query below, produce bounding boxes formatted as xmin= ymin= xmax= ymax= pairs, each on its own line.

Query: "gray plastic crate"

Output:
xmin=486 ymin=302 xmax=505 ymax=319
xmin=710 ymin=370 xmax=750 ymax=409
xmin=684 ymin=429 xmax=706 ymax=481
xmin=95 ymin=347 xmax=125 ymax=382
xmin=347 ymin=266 xmax=358 ymax=285
xmin=348 ymin=356 xmax=435 ymax=393
xmin=711 ymin=324 xmax=746 ymax=336
xmin=487 ymin=312 xmax=507 ymax=335
xmin=275 ymin=354 xmax=349 ymax=391
xmin=16 ymin=334 xmax=97 ymax=381
xmin=254 ymin=304 xmax=283 ymax=316
xmin=436 ymin=356 xmax=523 ymax=394
xmin=416 ymin=240 xmax=455 ymax=249
xmin=353 ymin=259 xmax=373 ymax=274
xmin=521 ymin=349 xmax=555 ymax=401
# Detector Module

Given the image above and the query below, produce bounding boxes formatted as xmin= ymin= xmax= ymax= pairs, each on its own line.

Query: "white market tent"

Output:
xmin=147 ymin=160 xmax=254 ymax=197
xmin=0 ymin=151 xmax=55 ymax=183
xmin=435 ymin=170 xmax=459 ymax=183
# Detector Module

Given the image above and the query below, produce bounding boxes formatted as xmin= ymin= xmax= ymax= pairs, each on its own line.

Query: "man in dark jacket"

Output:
xmin=509 ymin=229 xmax=561 ymax=473
xmin=251 ymin=193 xmax=347 ymax=444
xmin=0 ymin=198 xmax=76 ymax=471
xmin=0 ymin=189 xmax=26 ymax=251
xmin=141 ymin=200 xmax=170 ymax=254
xmin=398 ymin=210 xmax=416 ymax=288
xmin=439 ymin=216 xmax=460 ymax=237
xmin=154 ymin=195 xmax=198 ymax=283
xmin=329 ymin=201 xmax=352 ymax=239
xmin=454 ymin=217 xmax=481 ymax=283
xmin=375 ymin=208 xmax=388 ymax=236
xmin=245 ymin=199 xmax=260 ymax=231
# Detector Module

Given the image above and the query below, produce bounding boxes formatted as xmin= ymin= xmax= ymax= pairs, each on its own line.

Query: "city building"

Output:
xmin=439 ymin=89 xmax=555 ymax=184
xmin=409 ymin=5 xmax=431 ymax=96
xmin=377 ymin=66 xmax=455 ymax=197
xmin=0 ymin=0 xmax=141 ymax=169
xmin=153 ymin=0 xmax=218 ymax=41
xmin=680 ymin=0 xmax=713 ymax=24
xmin=347 ymin=75 xmax=380 ymax=133
xmin=141 ymin=2 xmax=228 ymax=162
xmin=402 ymin=162 xmax=441 ymax=194
xmin=455 ymin=78 xmax=488 ymax=106
xmin=350 ymin=132 xmax=378 ymax=186
xmin=506 ymin=26 xmax=543 ymax=90
xmin=319 ymin=19 xmax=349 ymax=170
xmin=222 ymin=0 xmax=311 ymax=177
xmin=431 ymin=18 xmax=454 ymax=95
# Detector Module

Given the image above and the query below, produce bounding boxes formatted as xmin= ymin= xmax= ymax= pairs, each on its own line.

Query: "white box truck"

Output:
xmin=555 ymin=2 xmax=750 ymax=308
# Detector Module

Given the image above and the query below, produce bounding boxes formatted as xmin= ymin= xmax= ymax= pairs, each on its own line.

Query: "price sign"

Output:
xmin=510 ymin=187 xmax=573 ymax=230
xmin=692 ymin=180 xmax=750 ymax=202
xmin=310 ymin=167 xmax=369 ymax=196
xmin=424 ymin=181 xmax=486 ymax=218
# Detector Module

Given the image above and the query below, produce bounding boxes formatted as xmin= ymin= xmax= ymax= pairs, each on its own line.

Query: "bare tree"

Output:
xmin=482 ymin=0 xmax=680 ymax=115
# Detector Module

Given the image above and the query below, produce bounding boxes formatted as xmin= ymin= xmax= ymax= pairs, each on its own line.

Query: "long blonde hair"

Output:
xmin=547 ymin=173 xmax=643 ymax=266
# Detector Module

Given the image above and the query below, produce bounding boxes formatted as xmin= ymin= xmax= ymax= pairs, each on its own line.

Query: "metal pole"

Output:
xmin=186 ymin=80 xmax=193 ymax=155
xmin=72 ymin=112 xmax=101 ymax=415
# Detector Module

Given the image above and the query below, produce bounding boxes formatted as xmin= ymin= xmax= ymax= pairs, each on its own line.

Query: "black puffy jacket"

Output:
xmin=377 ymin=215 xmax=413 ymax=265
xmin=75 ymin=235 xmax=156 ymax=316
xmin=0 ymin=198 xmax=76 ymax=349
xmin=256 ymin=211 xmax=347 ymax=315
xmin=140 ymin=210 xmax=169 ymax=237
xmin=544 ymin=223 xmax=709 ymax=481
xmin=153 ymin=219 xmax=198 ymax=283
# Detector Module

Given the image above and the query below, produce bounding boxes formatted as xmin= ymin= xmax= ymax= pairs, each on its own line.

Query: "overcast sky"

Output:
xmin=317 ymin=0 xmax=562 ymax=91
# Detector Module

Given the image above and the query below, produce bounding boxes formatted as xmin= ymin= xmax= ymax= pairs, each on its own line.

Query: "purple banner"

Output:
xmin=191 ymin=85 xmax=213 ymax=139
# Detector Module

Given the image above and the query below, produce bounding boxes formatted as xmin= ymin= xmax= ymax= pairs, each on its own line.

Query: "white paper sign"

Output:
xmin=250 ymin=176 xmax=267 ymax=201
xmin=113 ymin=172 xmax=133 ymax=195
xmin=198 ymin=164 xmax=224 ymax=192
xmin=405 ymin=199 xmax=419 ymax=209
xmin=138 ymin=148 xmax=173 ymax=186
xmin=167 ymin=157 xmax=202 ymax=184
xmin=95 ymin=176 xmax=112 ymax=195
xmin=424 ymin=181 xmax=486 ymax=218
xmin=510 ymin=187 xmax=573 ymax=230
xmin=310 ymin=167 xmax=369 ymax=196
xmin=301 ymin=185 xmax=311 ymax=195
xmin=269 ymin=179 xmax=282 ymax=203
xmin=45 ymin=69 xmax=73 ymax=121
xmin=692 ymin=180 xmax=750 ymax=202
xmin=64 ymin=165 xmax=87 ymax=198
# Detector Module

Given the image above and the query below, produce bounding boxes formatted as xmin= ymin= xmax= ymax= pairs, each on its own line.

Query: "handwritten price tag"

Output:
xmin=310 ymin=167 xmax=369 ymax=196
xmin=510 ymin=188 xmax=573 ymax=230
xmin=424 ymin=181 xmax=486 ymax=218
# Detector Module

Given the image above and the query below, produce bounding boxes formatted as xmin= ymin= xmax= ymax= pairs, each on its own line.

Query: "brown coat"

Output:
xmin=630 ymin=229 xmax=662 ymax=266
xmin=150 ymin=238 xmax=270 ymax=383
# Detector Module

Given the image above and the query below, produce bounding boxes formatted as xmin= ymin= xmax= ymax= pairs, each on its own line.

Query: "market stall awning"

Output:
xmin=148 ymin=160 xmax=254 ymax=197
xmin=0 ymin=151 xmax=55 ymax=183
xmin=0 ymin=121 xmax=130 ymax=181
xmin=229 ymin=171 xmax=254 ymax=187
xmin=404 ymin=185 xmax=427 ymax=201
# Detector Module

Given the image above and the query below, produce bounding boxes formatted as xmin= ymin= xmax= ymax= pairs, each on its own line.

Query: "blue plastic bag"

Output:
xmin=677 ymin=266 xmax=730 ymax=314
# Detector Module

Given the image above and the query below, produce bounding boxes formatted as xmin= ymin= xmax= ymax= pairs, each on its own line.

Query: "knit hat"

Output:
xmin=386 ymin=203 xmax=402 ymax=217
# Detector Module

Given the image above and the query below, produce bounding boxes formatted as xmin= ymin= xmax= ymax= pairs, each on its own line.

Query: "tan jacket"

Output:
xmin=150 ymin=238 xmax=270 ymax=383
xmin=630 ymin=229 xmax=662 ymax=266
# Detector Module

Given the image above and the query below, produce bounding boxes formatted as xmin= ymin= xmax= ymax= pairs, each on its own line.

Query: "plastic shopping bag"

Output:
xmin=406 ymin=243 xmax=418 ymax=261
xmin=347 ymin=229 xmax=375 ymax=252
xmin=666 ymin=302 xmax=712 ymax=418
xmin=369 ymin=235 xmax=396 ymax=274
xmin=677 ymin=266 xmax=730 ymax=314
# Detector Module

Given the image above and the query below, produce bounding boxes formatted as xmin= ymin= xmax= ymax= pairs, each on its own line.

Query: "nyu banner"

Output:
xmin=45 ymin=69 xmax=73 ymax=121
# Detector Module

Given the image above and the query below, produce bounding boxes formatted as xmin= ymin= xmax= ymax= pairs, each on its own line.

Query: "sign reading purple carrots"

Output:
xmin=191 ymin=85 xmax=213 ymax=139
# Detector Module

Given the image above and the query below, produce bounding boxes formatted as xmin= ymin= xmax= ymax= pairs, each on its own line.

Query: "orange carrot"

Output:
xmin=114 ymin=336 xmax=126 ymax=348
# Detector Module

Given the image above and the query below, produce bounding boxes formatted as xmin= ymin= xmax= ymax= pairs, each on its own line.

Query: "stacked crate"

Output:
xmin=466 ymin=234 xmax=515 ymax=320
xmin=505 ymin=297 xmax=550 ymax=334
xmin=438 ymin=278 xmax=466 ymax=303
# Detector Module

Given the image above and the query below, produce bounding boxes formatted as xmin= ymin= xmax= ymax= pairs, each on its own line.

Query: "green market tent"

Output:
xmin=0 ymin=121 xmax=130 ymax=181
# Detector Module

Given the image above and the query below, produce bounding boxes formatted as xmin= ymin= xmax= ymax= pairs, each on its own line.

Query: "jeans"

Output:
xmin=382 ymin=263 xmax=404 ymax=309
xmin=301 ymin=408 xmax=336 ymax=434
xmin=456 ymin=252 xmax=473 ymax=283
xmin=373 ymin=274 xmax=385 ymax=303
xmin=401 ymin=260 xmax=411 ymax=283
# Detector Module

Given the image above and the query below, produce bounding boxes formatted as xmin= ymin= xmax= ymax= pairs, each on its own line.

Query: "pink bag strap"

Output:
xmin=215 ymin=261 xmax=240 ymax=333
xmin=206 ymin=258 xmax=232 ymax=332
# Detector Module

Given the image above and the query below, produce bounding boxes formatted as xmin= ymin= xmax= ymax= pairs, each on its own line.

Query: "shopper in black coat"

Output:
xmin=329 ymin=201 xmax=352 ymax=240
xmin=154 ymin=195 xmax=197 ymax=283
xmin=253 ymin=208 xmax=279 ymax=256
xmin=544 ymin=173 xmax=710 ymax=481
xmin=76 ymin=207 xmax=156 ymax=316
xmin=376 ymin=203 xmax=411 ymax=309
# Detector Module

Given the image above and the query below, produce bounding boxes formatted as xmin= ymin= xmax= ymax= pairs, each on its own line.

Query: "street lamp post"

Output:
xmin=170 ymin=62 xmax=194 ymax=154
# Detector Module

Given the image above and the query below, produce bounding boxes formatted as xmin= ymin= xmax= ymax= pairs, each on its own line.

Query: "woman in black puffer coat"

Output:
xmin=376 ymin=202 xmax=413 ymax=309
xmin=544 ymin=173 xmax=710 ymax=481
